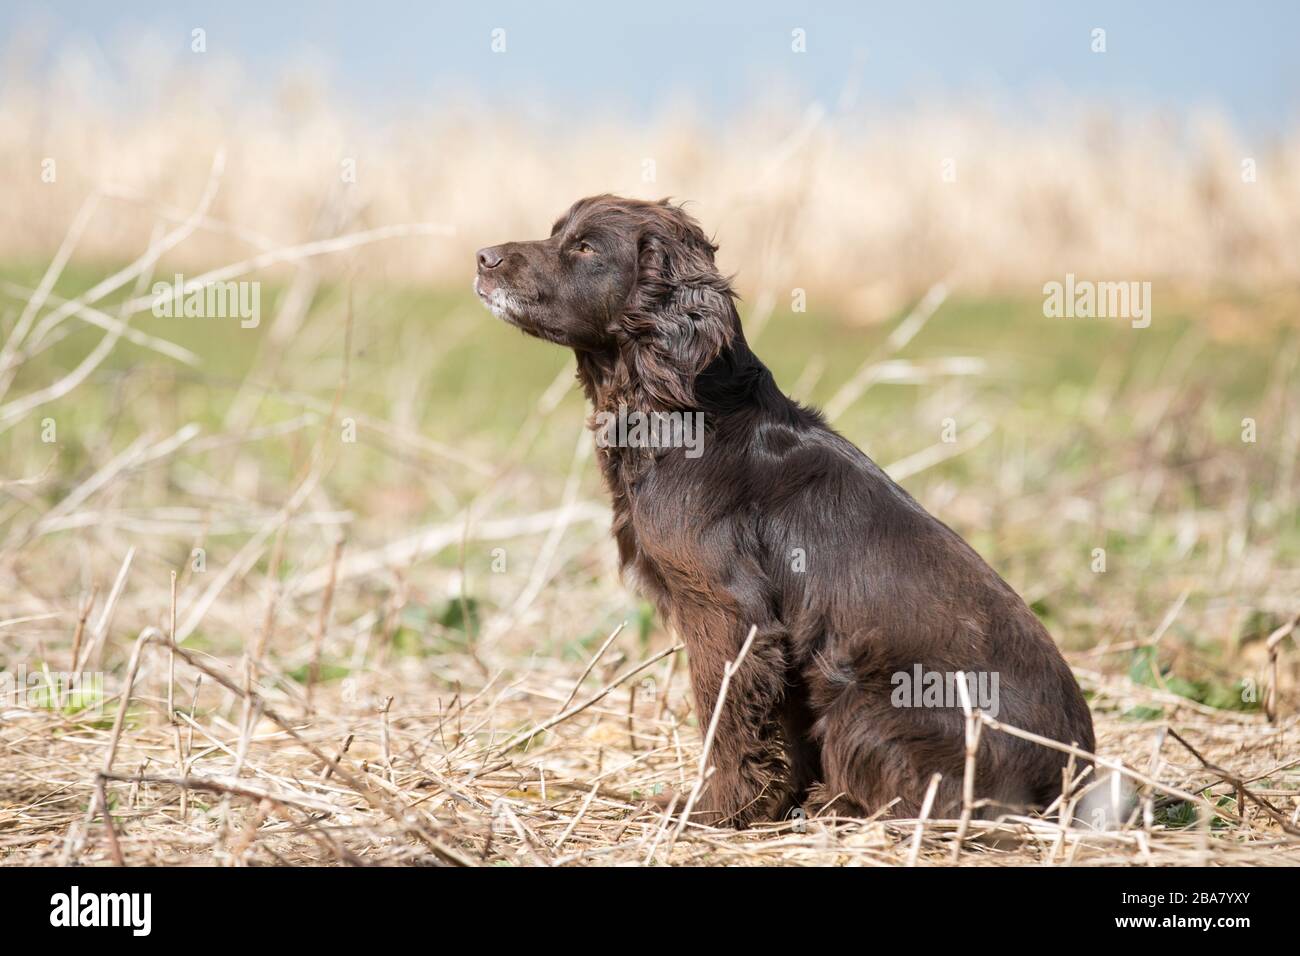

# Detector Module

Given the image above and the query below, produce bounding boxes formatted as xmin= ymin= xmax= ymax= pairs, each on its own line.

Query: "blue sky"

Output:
xmin=4 ymin=1 xmax=1297 ymax=132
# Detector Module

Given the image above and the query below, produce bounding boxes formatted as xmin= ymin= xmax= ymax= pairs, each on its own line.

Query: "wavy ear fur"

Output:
xmin=618 ymin=202 xmax=738 ymax=411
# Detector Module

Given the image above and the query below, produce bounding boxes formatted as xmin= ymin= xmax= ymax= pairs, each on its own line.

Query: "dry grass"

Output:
xmin=3 ymin=625 xmax=1298 ymax=866
xmin=5 ymin=51 xmax=1300 ymax=316
xmin=2 ymin=310 xmax=1297 ymax=866
xmin=2 ymin=49 xmax=1299 ymax=868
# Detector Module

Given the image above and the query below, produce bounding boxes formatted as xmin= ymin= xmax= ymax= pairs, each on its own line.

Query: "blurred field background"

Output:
xmin=1 ymin=3 xmax=1298 ymax=865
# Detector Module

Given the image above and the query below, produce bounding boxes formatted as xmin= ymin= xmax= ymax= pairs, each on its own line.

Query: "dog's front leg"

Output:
xmin=679 ymin=614 xmax=788 ymax=828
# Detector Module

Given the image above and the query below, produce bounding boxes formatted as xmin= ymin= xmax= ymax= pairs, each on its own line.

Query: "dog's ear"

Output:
xmin=621 ymin=203 xmax=736 ymax=410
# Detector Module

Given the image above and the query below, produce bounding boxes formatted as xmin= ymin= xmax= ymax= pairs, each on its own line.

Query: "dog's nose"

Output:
xmin=477 ymin=247 xmax=504 ymax=271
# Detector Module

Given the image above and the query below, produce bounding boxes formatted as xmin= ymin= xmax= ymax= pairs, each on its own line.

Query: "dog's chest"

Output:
xmin=592 ymin=444 xmax=701 ymax=605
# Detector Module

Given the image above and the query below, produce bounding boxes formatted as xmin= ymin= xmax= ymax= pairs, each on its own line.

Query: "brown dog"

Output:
xmin=475 ymin=195 xmax=1095 ymax=827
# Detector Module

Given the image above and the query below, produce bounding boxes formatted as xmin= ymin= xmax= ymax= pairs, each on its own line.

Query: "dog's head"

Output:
xmin=475 ymin=195 xmax=737 ymax=407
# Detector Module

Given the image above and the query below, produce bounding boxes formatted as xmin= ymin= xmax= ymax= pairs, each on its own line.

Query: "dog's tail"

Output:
xmin=1073 ymin=766 xmax=1137 ymax=830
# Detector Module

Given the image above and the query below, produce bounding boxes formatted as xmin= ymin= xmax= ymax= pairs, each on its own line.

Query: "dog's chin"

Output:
xmin=473 ymin=277 xmax=567 ymax=344
xmin=474 ymin=276 xmax=528 ymax=323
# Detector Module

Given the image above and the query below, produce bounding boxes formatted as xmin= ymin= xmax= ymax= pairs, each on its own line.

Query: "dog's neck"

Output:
xmin=573 ymin=320 xmax=765 ymax=409
xmin=572 ymin=346 xmax=658 ymax=497
xmin=572 ymin=331 xmax=784 ymax=479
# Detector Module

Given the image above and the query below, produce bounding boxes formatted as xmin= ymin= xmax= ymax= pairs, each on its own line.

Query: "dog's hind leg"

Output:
xmin=812 ymin=681 xmax=967 ymax=819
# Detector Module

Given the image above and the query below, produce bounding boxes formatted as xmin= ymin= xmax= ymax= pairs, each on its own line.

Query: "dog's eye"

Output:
xmin=575 ymin=241 xmax=595 ymax=255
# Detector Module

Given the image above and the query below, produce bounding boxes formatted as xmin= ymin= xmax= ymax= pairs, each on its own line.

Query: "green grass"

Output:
xmin=3 ymin=262 xmax=1283 ymax=448
xmin=2 ymin=264 xmax=1295 ymax=693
